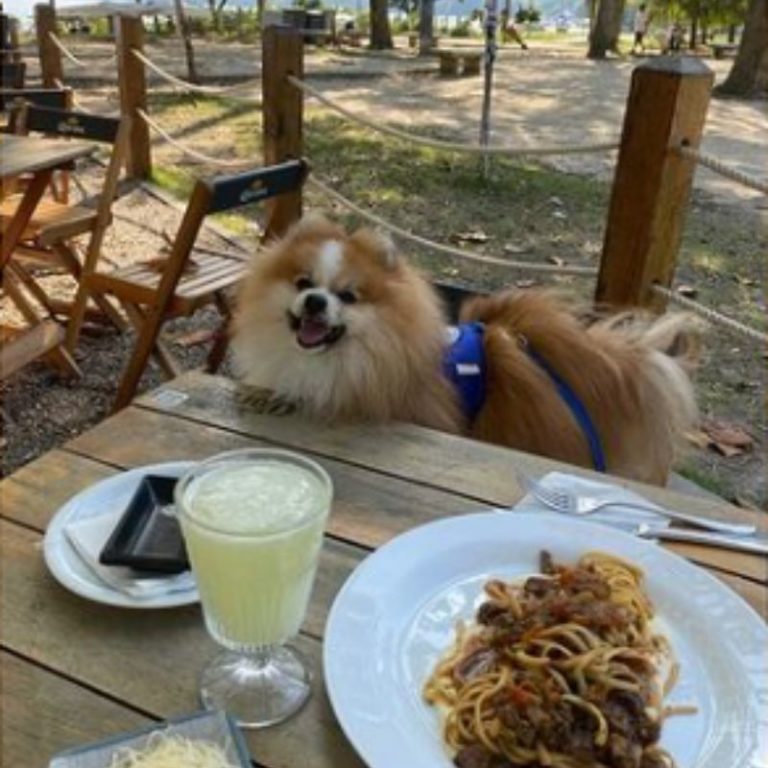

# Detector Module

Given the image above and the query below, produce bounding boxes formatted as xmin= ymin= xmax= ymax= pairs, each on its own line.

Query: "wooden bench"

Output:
xmin=711 ymin=43 xmax=738 ymax=59
xmin=438 ymin=49 xmax=482 ymax=77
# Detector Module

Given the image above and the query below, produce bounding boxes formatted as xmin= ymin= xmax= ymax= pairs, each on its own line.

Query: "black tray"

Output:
xmin=99 ymin=475 xmax=189 ymax=574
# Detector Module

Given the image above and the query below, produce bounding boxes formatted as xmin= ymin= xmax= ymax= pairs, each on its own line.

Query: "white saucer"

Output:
xmin=43 ymin=461 xmax=200 ymax=609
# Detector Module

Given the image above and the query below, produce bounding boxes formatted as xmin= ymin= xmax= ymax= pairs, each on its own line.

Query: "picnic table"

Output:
xmin=1 ymin=133 xmax=95 ymax=379
xmin=1 ymin=371 xmax=766 ymax=766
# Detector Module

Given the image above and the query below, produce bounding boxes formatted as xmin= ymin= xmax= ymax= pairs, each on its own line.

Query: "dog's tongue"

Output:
xmin=298 ymin=317 xmax=329 ymax=347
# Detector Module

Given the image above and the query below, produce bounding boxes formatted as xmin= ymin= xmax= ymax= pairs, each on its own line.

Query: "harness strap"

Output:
xmin=525 ymin=343 xmax=607 ymax=473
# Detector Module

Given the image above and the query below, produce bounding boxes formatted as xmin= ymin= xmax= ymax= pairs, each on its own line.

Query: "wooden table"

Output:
xmin=1 ymin=133 xmax=94 ymax=379
xmin=1 ymin=371 xmax=766 ymax=767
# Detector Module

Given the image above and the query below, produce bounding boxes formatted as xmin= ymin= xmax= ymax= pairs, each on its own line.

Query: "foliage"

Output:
xmin=515 ymin=7 xmax=542 ymax=22
xmin=449 ymin=20 xmax=474 ymax=36
xmin=650 ymin=0 xmax=748 ymax=28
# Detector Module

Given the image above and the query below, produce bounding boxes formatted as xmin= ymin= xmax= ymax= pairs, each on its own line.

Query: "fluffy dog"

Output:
xmin=232 ymin=214 xmax=698 ymax=485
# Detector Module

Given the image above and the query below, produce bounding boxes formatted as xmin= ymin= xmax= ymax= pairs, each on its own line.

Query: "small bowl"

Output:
xmin=49 ymin=709 xmax=251 ymax=767
xmin=99 ymin=475 xmax=189 ymax=574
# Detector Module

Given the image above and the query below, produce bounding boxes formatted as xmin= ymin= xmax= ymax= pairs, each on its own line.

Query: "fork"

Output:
xmin=522 ymin=476 xmax=757 ymax=536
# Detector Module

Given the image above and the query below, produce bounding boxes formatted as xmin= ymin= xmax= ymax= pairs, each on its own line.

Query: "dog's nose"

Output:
xmin=303 ymin=293 xmax=327 ymax=316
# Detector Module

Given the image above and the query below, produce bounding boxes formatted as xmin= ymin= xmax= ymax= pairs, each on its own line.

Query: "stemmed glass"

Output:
xmin=175 ymin=448 xmax=333 ymax=727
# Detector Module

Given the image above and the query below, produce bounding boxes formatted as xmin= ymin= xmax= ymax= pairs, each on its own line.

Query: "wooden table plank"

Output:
xmin=0 ymin=517 xmax=364 ymax=768
xmin=69 ymin=390 xmax=768 ymax=585
xmin=134 ymin=373 xmax=766 ymax=533
xmin=1 ymin=651 xmax=153 ymax=768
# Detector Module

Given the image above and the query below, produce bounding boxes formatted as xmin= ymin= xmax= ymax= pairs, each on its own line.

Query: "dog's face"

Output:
xmin=232 ymin=214 xmax=448 ymax=414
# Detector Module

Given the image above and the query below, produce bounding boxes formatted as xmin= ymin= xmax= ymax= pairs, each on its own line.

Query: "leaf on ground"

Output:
xmin=702 ymin=421 xmax=754 ymax=457
xmin=451 ymin=230 xmax=489 ymax=244
xmin=515 ymin=279 xmax=538 ymax=289
xmin=734 ymin=274 xmax=757 ymax=286
xmin=170 ymin=328 xmax=216 ymax=348
xmin=504 ymin=243 xmax=529 ymax=254
xmin=684 ymin=429 xmax=710 ymax=450
xmin=552 ymin=210 xmax=568 ymax=220
xmin=582 ymin=240 xmax=601 ymax=257
xmin=547 ymin=255 xmax=566 ymax=267
xmin=549 ymin=196 xmax=564 ymax=207
xmin=676 ymin=284 xmax=698 ymax=298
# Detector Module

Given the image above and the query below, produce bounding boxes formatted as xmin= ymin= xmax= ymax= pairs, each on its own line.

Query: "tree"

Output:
xmin=369 ymin=0 xmax=393 ymax=49
xmin=207 ymin=0 xmax=228 ymax=32
xmin=716 ymin=0 xmax=768 ymax=96
xmin=587 ymin=0 xmax=626 ymax=58
xmin=419 ymin=0 xmax=435 ymax=54
xmin=173 ymin=0 xmax=198 ymax=83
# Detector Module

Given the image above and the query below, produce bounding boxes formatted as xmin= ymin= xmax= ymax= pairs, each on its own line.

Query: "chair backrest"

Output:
xmin=156 ymin=160 xmax=310 ymax=305
xmin=1 ymin=60 xmax=25 ymax=88
xmin=0 ymin=87 xmax=73 ymax=113
xmin=19 ymin=104 xmax=122 ymax=144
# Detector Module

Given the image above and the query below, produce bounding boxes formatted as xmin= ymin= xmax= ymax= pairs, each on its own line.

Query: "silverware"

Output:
xmin=521 ymin=476 xmax=757 ymax=537
xmin=635 ymin=524 xmax=768 ymax=555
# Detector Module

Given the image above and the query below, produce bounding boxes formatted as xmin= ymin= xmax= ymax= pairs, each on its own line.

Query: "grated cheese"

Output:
xmin=108 ymin=732 xmax=240 ymax=768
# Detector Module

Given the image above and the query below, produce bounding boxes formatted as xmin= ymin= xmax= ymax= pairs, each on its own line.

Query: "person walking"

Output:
xmin=632 ymin=4 xmax=649 ymax=54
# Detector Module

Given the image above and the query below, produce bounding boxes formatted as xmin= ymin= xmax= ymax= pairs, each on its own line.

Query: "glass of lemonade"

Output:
xmin=175 ymin=448 xmax=333 ymax=728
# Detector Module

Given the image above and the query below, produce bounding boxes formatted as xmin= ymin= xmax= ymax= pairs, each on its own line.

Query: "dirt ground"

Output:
xmin=2 ymin=36 xmax=766 ymax=507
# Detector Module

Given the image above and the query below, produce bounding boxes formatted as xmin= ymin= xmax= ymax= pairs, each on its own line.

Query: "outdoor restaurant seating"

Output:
xmin=0 ymin=104 xmax=131 ymax=345
xmin=81 ymin=158 xmax=309 ymax=411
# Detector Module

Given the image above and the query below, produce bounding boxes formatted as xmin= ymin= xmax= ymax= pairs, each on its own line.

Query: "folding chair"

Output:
xmin=81 ymin=159 xmax=309 ymax=411
xmin=1 ymin=61 xmax=25 ymax=88
xmin=1 ymin=87 xmax=73 ymax=134
xmin=0 ymin=104 xmax=130 ymax=338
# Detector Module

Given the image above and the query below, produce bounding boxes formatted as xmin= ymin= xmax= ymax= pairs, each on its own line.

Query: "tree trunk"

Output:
xmin=257 ymin=0 xmax=265 ymax=27
xmin=716 ymin=0 xmax=768 ymax=96
xmin=369 ymin=0 xmax=393 ymax=49
xmin=689 ymin=16 xmax=698 ymax=49
xmin=207 ymin=0 xmax=220 ymax=31
xmin=588 ymin=0 xmax=625 ymax=59
xmin=173 ymin=0 xmax=198 ymax=82
xmin=418 ymin=0 xmax=435 ymax=54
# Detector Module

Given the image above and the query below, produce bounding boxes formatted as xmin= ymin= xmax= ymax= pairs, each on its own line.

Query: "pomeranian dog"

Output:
xmin=232 ymin=214 xmax=698 ymax=485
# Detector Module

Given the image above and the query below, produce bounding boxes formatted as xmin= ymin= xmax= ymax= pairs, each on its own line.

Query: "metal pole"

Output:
xmin=479 ymin=0 xmax=498 ymax=177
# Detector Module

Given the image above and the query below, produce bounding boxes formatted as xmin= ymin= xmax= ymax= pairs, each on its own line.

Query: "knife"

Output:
xmin=635 ymin=523 xmax=768 ymax=555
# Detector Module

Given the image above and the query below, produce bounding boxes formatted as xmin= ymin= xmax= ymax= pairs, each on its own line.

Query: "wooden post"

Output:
xmin=262 ymin=25 xmax=304 ymax=239
xmin=9 ymin=16 xmax=22 ymax=63
xmin=35 ymin=4 xmax=63 ymax=88
xmin=595 ymin=58 xmax=713 ymax=310
xmin=115 ymin=14 xmax=151 ymax=180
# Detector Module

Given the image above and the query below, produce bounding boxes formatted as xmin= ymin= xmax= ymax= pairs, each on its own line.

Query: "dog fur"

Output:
xmin=232 ymin=214 xmax=699 ymax=485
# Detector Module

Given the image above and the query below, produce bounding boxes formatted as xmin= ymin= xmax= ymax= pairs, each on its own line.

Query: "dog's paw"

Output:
xmin=235 ymin=384 xmax=297 ymax=417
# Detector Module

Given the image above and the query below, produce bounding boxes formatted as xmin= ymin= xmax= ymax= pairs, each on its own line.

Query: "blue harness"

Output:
xmin=442 ymin=323 xmax=607 ymax=472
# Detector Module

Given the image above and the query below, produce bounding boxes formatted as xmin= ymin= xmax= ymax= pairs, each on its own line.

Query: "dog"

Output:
xmin=232 ymin=214 xmax=699 ymax=485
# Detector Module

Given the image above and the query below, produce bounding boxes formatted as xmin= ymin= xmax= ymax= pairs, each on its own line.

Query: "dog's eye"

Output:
xmin=337 ymin=289 xmax=358 ymax=305
xmin=295 ymin=276 xmax=313 ymax=291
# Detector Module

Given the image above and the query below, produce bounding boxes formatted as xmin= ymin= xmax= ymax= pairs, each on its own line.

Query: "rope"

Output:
xmin=308 ymin=175 xmax=598 ymax=277
xmin=651 ymin=283 xmax=768 ymax=345
xmin=678 ymin=144 xmax=768 ymax=196
xmin=131 ymin=49 xmax=262 ymax=102
xmin=48 ymin=32 xmax=89 ymax=68
xmin=136 ymin=108 xmax=256 ymax=170
xmin=288 ymin=76 xmax=620 ymax=157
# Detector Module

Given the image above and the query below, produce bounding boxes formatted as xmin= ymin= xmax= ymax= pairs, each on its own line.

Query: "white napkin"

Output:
xmin=64 ymin=511 xmax=195 ymax=599
xmin=510 ymin=471 xmax=671 ymax=530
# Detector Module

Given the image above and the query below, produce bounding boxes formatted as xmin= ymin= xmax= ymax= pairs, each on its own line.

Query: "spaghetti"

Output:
xmin=423 ymin=551 xmax=694 ymax=768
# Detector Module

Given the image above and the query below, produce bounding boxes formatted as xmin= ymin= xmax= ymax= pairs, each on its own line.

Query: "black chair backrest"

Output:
xmin=24 ymin=105 xmax=121 ymax=144
xmin=207 ymin=159 xmax=309 ymax=214
xmin=0 ymin=15 xmax=12 ymax=49
xmin=0 ymin=88 xmax=72 ymax=113
xmin=1 ymin=61 xmax=25 ymax=88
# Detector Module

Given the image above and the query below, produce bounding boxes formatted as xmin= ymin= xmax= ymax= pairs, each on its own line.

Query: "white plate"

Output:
xmin=43 ymin=462 xmax=199 ymax=609
xmin=324 ymin=511 xmax=768 ymax=768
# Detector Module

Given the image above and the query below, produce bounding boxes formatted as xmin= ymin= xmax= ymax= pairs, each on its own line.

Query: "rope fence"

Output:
xmin=308 ymin=175 xmax=598 ymax=277
xmin=131 ymin=49 xmax=262 ymax=103
xmin=677 ymin=144 xmax=768 ymax=196
xmin=650 ymin=284 xmax=767 ymax=345
xmin=288 ymin=76 xmax=621 ymax=158
xmin=48 ymin=32 xmax=117 ymax=67
xmin=136 ymin=108 xmax=257 ymax=170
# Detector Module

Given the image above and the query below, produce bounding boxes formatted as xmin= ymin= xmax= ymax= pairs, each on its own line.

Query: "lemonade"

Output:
xmin=177 ymin=454 xmax=332 ymax=650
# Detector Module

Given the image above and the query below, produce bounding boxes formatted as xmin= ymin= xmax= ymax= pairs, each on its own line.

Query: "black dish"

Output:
xmin=99 ymin=475 xmax=189 ymax=574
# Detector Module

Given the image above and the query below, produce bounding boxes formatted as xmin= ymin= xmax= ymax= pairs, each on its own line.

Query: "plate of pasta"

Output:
xmin=324 ymin=511 xmax=767 ymax=768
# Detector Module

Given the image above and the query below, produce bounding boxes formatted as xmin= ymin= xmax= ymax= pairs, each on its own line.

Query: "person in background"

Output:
xmin=632 ymin=4 xmax=650 ymax=54
xmin=501 ymin=16 xmax=528 ymax=50
xmin=667 ymin=21 xmax=683 ymax=53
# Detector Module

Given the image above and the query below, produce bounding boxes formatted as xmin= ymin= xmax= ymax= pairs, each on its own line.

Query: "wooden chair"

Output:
xmin=1 ymin=87 xmax=73 ymax=133
xmin=82 ymin=159 xmax=309 ymax=411
xmin=1 ymin=61 xmax=25 ymax=88
xmin=0 ymin=104 xmax=130 ymax=338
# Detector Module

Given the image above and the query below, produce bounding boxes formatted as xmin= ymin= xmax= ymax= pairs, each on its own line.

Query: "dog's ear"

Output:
xmin=350 ymin=227 xmax=399 ymax=271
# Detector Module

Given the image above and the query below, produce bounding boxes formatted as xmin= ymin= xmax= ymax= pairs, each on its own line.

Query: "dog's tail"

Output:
xmin=596 ymin=311 xmax=703 ymax=451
